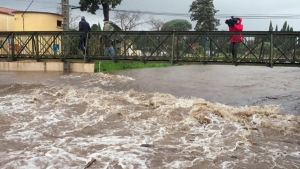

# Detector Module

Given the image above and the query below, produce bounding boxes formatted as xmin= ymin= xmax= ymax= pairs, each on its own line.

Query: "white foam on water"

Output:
xmin=162 ymin=160 xmax=193 ymax=169
xmin=290 ymin=152 xmax=300 ymax=157
xmin=221 ymin=161 xmax=236 ymax=169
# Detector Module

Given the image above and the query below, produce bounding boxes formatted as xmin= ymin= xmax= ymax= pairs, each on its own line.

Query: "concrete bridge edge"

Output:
xmin=0 ymin=61 xmax=94 ymax=73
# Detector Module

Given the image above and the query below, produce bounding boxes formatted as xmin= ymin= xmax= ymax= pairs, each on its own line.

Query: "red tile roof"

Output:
xmin=0 ymin=7 xmax=18 ymax=15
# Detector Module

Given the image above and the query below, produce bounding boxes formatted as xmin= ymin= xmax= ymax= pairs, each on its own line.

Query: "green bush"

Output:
xmin=94 ymin=61 xmax=178 ymax=72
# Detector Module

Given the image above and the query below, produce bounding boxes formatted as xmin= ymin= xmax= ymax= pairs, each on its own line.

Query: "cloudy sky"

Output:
xmin=1 ymin=0 xmax=300 ymax=31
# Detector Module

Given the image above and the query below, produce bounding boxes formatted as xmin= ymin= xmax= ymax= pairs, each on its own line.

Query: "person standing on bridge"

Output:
xmin=228 ymin=17 xmax=243 ymax=62
xmin=79 ymin=16 xmax=91 ymax=56
xmin=102 ymin=18 xmax=116 ymax=58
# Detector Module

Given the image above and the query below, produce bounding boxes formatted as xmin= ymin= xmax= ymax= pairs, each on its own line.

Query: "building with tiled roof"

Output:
xmin=0 ymin=6 xmax=17 ymax=15
xmin=0 ymin=6 xmax=64 ymax=56
xmin=0 ymin=6 xmax=63 ymax=31
xmin=0 ymin=7 xmax=17 ymax=31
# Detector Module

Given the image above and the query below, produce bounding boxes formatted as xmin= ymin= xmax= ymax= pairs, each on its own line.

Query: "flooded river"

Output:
xmin=0 ymin=65 xmax=299 ymax=169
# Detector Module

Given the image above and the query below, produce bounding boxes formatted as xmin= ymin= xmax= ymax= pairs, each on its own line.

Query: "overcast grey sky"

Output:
xmin=1 ymin=0 xmax=300 ymax=31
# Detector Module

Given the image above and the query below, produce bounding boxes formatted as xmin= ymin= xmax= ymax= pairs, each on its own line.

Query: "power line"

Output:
xmin=6 ymin=0 xmax=300 ymax=19
xmin=7 ymin=1 xmax=300 ymax=19
xmin=28 ymin=7 xmax=57 ymax=11
xmin=70 ymin=6 xmax=300 ymax=19
xmin=21 ymin=0 xmax=35 ymax=31
xmin=22 ymin=0 xmax=35 ymax=16
xmin=13 ymin=0 xmax=58 ymax=4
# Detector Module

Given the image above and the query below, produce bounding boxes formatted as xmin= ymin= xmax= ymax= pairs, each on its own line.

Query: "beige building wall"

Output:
xmin=0 ymin=13 xmax=14 ymax=31
xmin=13 ymin=11 xmax=63 ymax=31
xmin=0 ymin=11 xmax=63 ymax=55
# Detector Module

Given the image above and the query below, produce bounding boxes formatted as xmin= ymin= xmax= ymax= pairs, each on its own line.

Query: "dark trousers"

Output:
xmin=79 ymin=37 xmax=88 ymax=55
xmin=230 ymin=42 xmax=239 ymax=59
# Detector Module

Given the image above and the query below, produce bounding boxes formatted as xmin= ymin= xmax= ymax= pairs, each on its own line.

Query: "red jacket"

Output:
xmin=229 ymin=18 xmax=243 ymax=42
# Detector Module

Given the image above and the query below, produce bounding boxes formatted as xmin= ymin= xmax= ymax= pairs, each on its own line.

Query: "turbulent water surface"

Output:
xmin=0 ymin=65 xmax=299 ymax=169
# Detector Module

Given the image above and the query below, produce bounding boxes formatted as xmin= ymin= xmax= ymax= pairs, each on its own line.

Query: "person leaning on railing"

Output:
xmin=79 ymin=16 xmax=91 ymax=55
xmin=227 ymin=17 xmax=243 ymax=62
xmin=102 ymin=18 xmax=116 ymax=57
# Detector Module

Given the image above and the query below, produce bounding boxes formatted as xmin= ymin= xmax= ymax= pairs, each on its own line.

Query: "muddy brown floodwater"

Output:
xmin=0 ymin=65 xmax=299 ymax=169
xmin=113 ymin=65 xmax=300 ymax=115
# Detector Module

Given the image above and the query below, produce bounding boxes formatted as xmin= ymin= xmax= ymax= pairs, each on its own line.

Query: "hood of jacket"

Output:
xmin=237 ymin=17 xmax=242 ymax=23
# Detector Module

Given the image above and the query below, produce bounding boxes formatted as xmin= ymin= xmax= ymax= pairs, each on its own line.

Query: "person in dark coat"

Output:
xmin=228 ymin=17 xmax=243 ymax=61
xmin=79 ymin=16 xmax=91 ymax=55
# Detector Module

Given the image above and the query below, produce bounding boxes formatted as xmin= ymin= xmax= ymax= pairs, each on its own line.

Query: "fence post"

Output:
xmin=35 ymin=33 xmax=39 ymax=61
xmin=61 ymin=32 xmax=65 ymax=61
xmin=84 ymin=32 xmax=88 ymax=63
xmin=11 ymin=33 xmax=15 ymax=61
xmin=171 ymin=31 xmax=175 ymax=65
xmin=292 ymin=35 xmax=297 ymax=64
xmin=270 ymin=32 xmax=273 ymax=68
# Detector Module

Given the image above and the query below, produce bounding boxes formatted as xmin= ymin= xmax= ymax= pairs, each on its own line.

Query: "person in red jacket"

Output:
xmin=228 ymin=17 xmax=243 ymax=61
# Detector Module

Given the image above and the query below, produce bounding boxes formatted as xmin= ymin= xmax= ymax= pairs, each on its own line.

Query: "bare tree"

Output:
xmin=146 ymin=16 xmax=164 ymax=31
xmin=56 ymin=6 xmax=81 ymax=30
xmin=112 ymin=11 xmax=145 ymax=31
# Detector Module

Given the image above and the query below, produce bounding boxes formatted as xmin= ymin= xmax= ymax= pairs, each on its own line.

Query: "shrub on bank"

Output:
xmin=94 ymin=61 xmax=178 ymax=72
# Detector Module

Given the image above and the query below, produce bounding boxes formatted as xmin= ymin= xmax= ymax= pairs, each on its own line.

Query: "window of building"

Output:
xmin=57 ymin=20 xmax=62 ymax=27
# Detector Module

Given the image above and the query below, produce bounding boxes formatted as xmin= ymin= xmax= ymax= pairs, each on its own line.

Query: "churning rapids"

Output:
xmin=0 ymin=65 xmax=299 ymax=169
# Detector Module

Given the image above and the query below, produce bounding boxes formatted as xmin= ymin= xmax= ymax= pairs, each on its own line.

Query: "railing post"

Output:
xmin=84 ymin=32 xmax=88 ymax=63
xmin=270 ymin=32 xmax=273 ymax=68
xmin=113 ymin=32 xmax=117 ymax=62
xmin=35 ymin=33 xmax=39 ymax=61
xmin=11 ymin=33 xmax=15 ymax=61
xmin=292 ymin=35 xmax=297 ymax=64
xmin=204 ymin=35 xmax=207 ymax=61
xmin=176 ymin=33 xmax=179 ymax=63
xmin=171 ymin=31 xmax=175 ymax=65
xmin=61 ymin=32 xmax=64 ymax=60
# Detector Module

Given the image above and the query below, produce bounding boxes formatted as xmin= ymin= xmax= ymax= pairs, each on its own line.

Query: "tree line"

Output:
xmin=269 ymin=21 xmax=294 ymax=32
xmin=73 ymin=0 xmax=295 ymax=32
xmin=78 ymin=0 xmax=219 ymax=31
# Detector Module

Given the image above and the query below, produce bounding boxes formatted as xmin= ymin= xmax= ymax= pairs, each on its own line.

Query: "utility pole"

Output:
xmin=61 ymin=0 xmax=69 ymax=61
xmin=61 ymin=0 xmax=69 ymax=31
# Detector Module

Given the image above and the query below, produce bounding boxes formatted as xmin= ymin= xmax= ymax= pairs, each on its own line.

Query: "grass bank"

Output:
xmin=94 ymin=61 xmax=180 ymax=72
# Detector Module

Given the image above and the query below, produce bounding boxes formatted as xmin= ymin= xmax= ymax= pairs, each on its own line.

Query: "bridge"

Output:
xmin=0 ymin=31 xmax=300 ymax=67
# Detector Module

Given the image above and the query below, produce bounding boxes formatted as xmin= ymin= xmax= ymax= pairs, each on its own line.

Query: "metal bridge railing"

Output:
xmin=0 ymin=31 xmax=299 ymax=67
